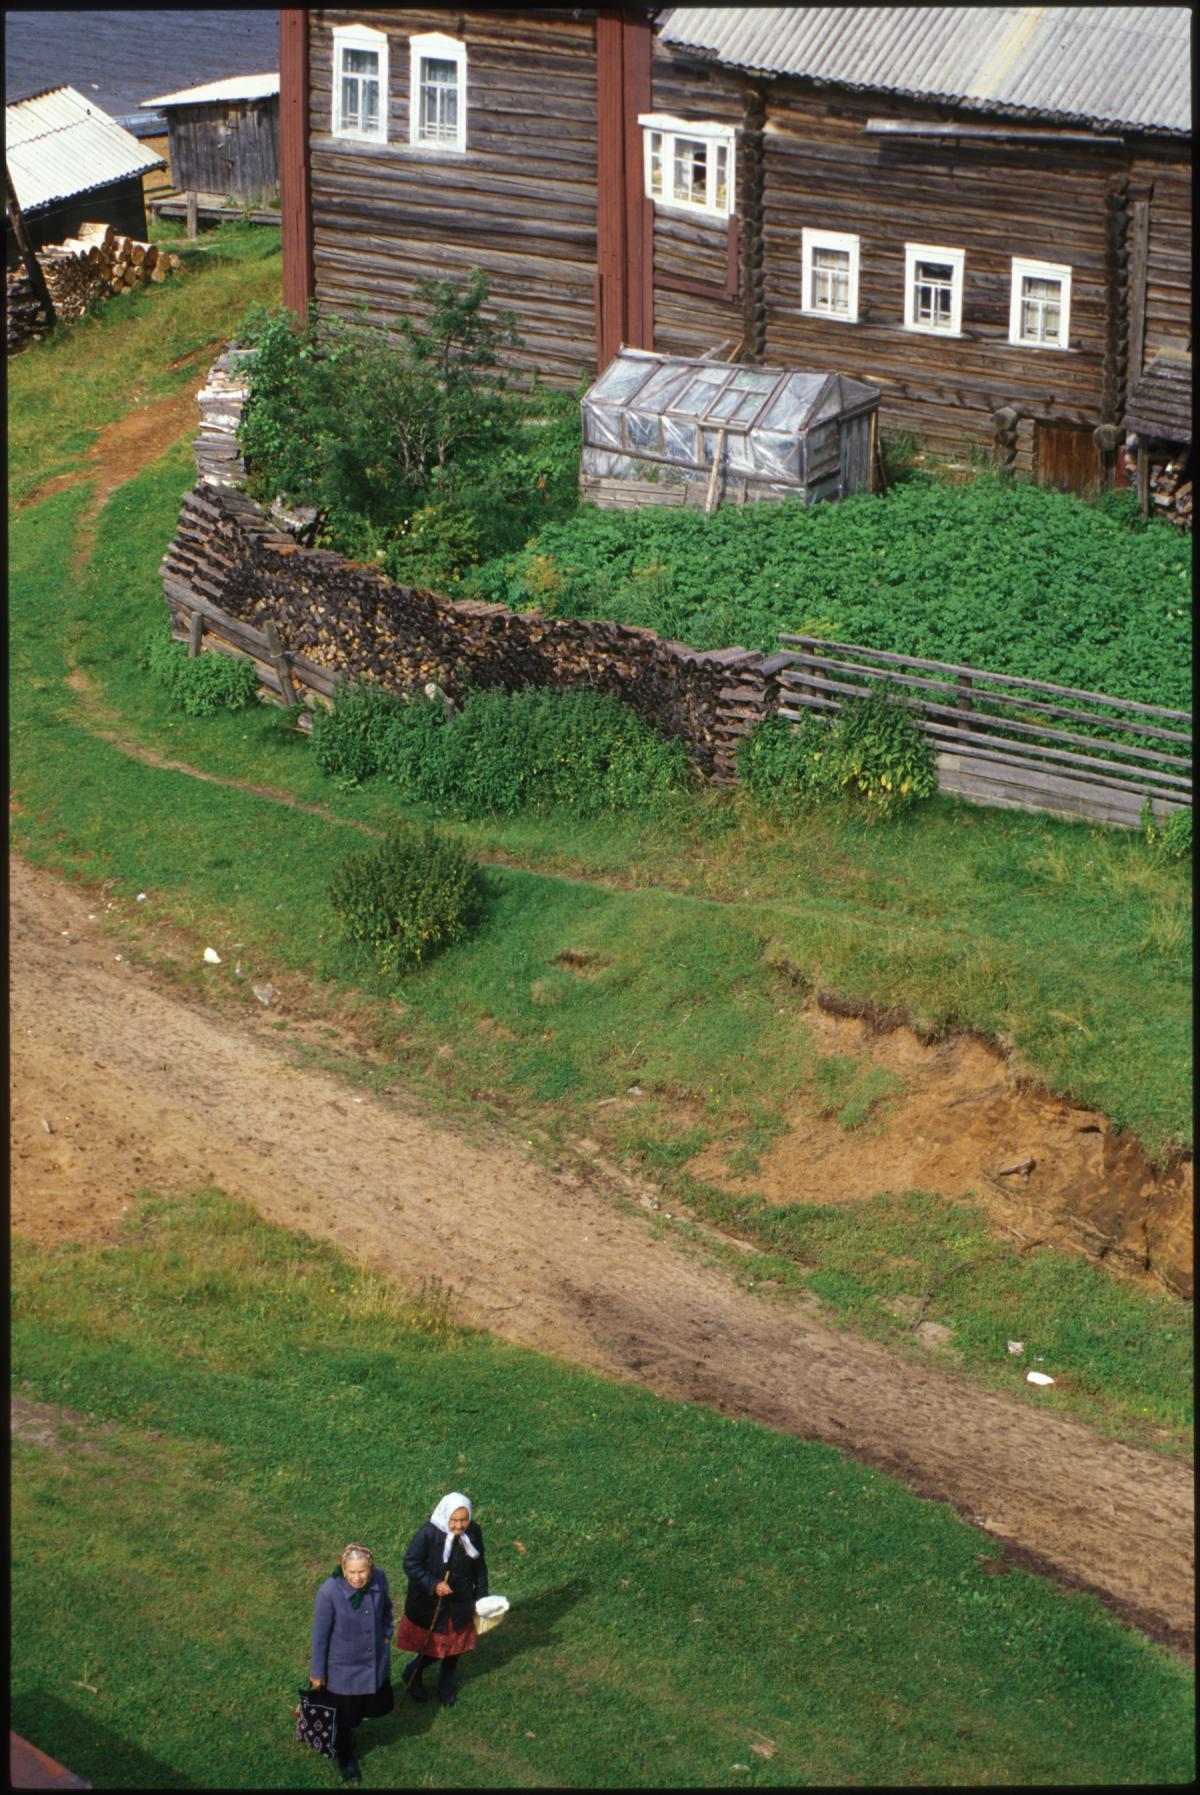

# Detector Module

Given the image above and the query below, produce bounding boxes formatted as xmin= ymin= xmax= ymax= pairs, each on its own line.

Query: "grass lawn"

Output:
xmin=7 ymin=219 xmax=1192 ymax=1452
xmin=11 ymin=1191 xmax=1194 ymax=1790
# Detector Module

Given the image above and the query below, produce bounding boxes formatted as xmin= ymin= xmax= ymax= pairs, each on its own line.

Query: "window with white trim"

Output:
xmin=410 ymin=31 xmax=467 ymax=151
xmin=904 ymin=243 xmax=964 ymax=335
xmin=332 ymin=23 xmax=388 ymax=142
xmin=639 ymin=115 xmax=735 ymax=218
xmin=1009 ymin=257 xmax=1072 ymax=349
xmin=801 ymin=228 xmax=860 ymax=322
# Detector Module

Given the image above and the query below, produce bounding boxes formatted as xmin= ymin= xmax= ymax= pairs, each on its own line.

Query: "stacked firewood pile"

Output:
xmin=1151 ymin=454 xmax=1192 ymax=529
xmin=6 ymin=221 xmax=184 ymax=354
xmin=157 ymin=353 xmax=783 ymax=781
xmin=5 ymin=266 xmax=50 ymax=354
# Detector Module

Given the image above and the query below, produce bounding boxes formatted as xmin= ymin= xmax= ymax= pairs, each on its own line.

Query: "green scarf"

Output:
xmin=333 ymin=1566 xmax=369 ymax=1609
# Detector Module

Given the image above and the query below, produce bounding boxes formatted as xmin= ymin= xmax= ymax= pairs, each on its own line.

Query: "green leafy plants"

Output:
xmin=140 ymin=625 xmax=259 ymax=717
xmin=740 ymin=687 xmax=937 ymax=820
xmin=399 ymin=686 xmax=691 ymax=818
xmin=468 ymin=474 xmax=1190 ymax=710
xmin=309 ymin=678 xmax=409 ymax=787
xmin=327 ymin=822 xmax=487 ymax=976
xmin=1140 ymin=800 xmax=1192 ymax=861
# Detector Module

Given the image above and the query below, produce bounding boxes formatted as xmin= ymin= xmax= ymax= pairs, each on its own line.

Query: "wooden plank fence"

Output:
xmin=776 ymin=635 xmax=1191 ymax=828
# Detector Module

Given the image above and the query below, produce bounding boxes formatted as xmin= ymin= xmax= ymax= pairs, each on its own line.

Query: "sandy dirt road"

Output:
xmin=10 ymin=853 xmax=1193 ymax=1658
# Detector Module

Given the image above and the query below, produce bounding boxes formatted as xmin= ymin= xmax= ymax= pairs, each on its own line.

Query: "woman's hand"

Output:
xmin=436 ymin=1579 xmax=452 ymax=1597
xmin=310 ymin=1677 xmax=324 ymax=1688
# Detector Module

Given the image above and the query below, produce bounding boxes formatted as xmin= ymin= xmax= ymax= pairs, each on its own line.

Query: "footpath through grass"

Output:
xmin=7 ymin=232 xmax=1192 ymax=1452
xmin=12 ymin=1191 xmax=1195 ymax=1790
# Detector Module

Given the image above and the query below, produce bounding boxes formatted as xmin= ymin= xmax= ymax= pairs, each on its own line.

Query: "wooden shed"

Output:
xmin=580 ymin=346 xmax=878 ymax=508
xmin=5 ymin=85 xmax=162 ymax=269
xmin=141 ymin=73 xmax=280 ymax=204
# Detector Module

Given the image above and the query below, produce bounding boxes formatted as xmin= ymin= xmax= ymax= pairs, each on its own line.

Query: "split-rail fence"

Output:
xmin=775 ymin=636 xmax=1191 ymax=829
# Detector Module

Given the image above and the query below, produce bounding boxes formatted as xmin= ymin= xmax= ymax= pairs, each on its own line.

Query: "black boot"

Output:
xmin=402 ymin=1657 xmax=429 ymax=1703
xmin=438 ymin=1656 xmax=459 ymax=1709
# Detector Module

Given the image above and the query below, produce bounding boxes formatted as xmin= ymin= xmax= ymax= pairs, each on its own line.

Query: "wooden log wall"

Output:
xmin=1129 ymin=150 xmax=1192 ymax=367
xmin=647 ymin=41 xmax=743 ymax=360
xmin=775 ymin=635 xmax=1191 ymax=829
xmin=752 ymin=84 xmax=1187 ymax=471
xmin=167 ymin=99 xmax=281 ymax=202
xmin=307 ymin=8 xmax=600 ymax=385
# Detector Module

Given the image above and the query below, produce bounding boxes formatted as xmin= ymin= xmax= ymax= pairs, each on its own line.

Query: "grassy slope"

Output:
xmin=11 ymin=1192 xmax=1194 ymax=1790
xmin=7 ymin=229 xmax=1191 ymax=1451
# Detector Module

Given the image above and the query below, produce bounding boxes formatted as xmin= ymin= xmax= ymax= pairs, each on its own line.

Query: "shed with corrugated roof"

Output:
xmin=5 ymin=85 xmax=163 ymax=265
xmin=141 ymin=73 xmax=280 ymax=204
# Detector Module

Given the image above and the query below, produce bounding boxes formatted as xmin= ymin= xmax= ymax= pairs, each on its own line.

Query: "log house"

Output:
xmin=279 ymin=7 xmax=1190 ymax=493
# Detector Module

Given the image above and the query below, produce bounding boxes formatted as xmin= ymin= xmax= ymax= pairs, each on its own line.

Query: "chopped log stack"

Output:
xmin=1151 ymin=455 xmax=1192 ymax=528
xmin=6 ymin=221 xmax=184 ymax=354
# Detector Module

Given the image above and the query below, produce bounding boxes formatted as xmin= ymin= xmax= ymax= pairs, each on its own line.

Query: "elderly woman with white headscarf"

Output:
xmin=395 ymin=1491 xmax=488 ymax=1709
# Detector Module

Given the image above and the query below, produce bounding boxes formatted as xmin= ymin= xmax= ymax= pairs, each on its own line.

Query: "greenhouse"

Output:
xmin=579 ymin=348 xmax=880 ymax=511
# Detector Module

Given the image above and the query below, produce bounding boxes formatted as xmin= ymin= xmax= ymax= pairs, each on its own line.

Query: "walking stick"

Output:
xmin=397 ymin=1595 xmax=444 ymax=1709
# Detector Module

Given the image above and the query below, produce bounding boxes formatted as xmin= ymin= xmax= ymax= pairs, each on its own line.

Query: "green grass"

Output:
xmin=8 ymin=221 xmax=281 ymax=503
xmin=11 ymin=1191 xmax=1194 ymax=1789
xmin=7 ymin=429 xmax=1191 ymax=1452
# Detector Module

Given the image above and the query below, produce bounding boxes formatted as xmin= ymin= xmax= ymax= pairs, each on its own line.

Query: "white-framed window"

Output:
xmin=639 ymin=114 xmax=735 ymax=219
xmin=801 ymin=228 xmax=860 ymax=322
xmin=410 ymin=31 xmax=467 ymax=152
xmin=1009 ymin=256 xmax=1072 ymax=349
xmin=332 ymin=23 xmax=388 ymax=142
xmin=904 ymin=242 xmax=965 ymax=335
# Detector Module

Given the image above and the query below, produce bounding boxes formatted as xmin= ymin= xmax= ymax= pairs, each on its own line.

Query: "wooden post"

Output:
xmin=187 ymin=611 xmax=205 ymax=657
xmin=1136 ymin=439 xmax=1150 ymax=517
xmin=185 ymin=190 xmax=198 ymax=239
xmin=704 ymin=426 xmax=728 ymax=515
xmin=956 ymin=673 xmax=974 ymax=732
xmin=263 ymin=619 xmax=298 ymax=705
xmin=5 ymin=162 xmax=55 ymax=330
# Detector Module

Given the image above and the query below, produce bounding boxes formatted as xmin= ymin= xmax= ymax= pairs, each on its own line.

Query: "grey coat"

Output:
xmin=310 ymin=1570 xmax=394 ymax=1696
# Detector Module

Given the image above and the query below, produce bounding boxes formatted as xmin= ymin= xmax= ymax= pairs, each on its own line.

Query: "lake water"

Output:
xmin=5 ymin=9 xmax=280 ymax=129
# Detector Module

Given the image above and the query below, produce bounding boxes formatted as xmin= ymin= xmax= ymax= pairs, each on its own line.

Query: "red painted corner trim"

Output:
xmin=279 ymin=8 xmax=314 ymax=316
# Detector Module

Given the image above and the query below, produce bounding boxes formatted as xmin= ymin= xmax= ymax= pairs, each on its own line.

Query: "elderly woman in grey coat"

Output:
xmin=310 ymin=1543 xmax=395 ymax=1784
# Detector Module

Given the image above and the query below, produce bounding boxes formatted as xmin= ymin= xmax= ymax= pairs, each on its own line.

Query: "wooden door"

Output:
xmin=1035 ymin=422 xmax=1104 ymax=495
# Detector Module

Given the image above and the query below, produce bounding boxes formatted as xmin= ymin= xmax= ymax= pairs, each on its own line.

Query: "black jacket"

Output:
xmin=402 ymin=1520 xmax=488 ymax=1632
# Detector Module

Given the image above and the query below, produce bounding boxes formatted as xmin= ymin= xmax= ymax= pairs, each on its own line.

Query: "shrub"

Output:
xmin=310 ymin=681 xmax=408 ymax=787
xmin=740 ymin=686 xmax=937 ymax=821
xmin=1140 ymin=800 xmax=1192 ymax=861
xmin=382 ymin=502 xmax=484 ymax=589
xmin=403 ymin=687 xmax=692 ymax=818
xmin=327 ymin=824 xmax=487 ymax=976
xmin=141 ymin=626 xmax=260 ymax=717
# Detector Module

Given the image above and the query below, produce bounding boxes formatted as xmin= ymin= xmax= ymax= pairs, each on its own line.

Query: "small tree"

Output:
xmin=394 ymin=270 xmax=523 ymax=492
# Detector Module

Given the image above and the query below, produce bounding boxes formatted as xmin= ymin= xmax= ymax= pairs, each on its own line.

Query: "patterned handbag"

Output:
xmin=295 ymin=1686 xmax=339 ymax=1759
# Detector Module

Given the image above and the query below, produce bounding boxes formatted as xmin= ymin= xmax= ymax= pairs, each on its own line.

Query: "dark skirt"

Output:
xmin=324 ymin=1678 xmax=395 ymax=1731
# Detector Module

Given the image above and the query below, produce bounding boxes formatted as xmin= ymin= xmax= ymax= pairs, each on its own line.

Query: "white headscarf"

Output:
xmin=431 ymin=1490 xmax=479 ymax=1562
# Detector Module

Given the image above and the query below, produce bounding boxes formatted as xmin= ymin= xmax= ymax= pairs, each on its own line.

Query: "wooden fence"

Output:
xmin=775 ymin=635 xmax=1191 ymax=828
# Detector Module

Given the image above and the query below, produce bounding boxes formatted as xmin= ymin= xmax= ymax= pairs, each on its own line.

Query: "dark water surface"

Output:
xmin=6 ymin=9 xmax=280 ymax=127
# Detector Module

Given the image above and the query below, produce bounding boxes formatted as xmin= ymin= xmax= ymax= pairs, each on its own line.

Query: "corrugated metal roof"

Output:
xmin=141 ymin=72 xmax=279 ymax=108
xmin=6 ymin=84 xmax=164 ymax=214
xmin=659 ymin=8 xmax=1191 ymax=134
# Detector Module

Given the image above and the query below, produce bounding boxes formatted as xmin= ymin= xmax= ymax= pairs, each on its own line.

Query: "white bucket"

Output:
xmin=474 ymin=1595 xmax=509 ymax=1635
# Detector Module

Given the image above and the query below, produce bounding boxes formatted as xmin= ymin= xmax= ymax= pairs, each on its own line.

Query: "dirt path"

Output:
xmin=10 ymin=854 xmax=1193 ymax=1659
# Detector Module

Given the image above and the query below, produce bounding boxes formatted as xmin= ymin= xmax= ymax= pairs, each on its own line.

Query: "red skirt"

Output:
xmin=394 ymin=1614 xmax=478 ymax=1659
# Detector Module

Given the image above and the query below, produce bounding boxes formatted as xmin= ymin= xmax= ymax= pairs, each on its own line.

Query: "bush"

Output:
xmin=404 ymin=687 xmax=693 ymax=818
xmin=382 ymin=502 xmax=484 ymax=589
xmin=310 ymin=681 xmax=409 ymax=787
xmin=327 ymin=824 xmax=487 ymax=976
xmin=1140 ymin=800 xmax=1192 ymax=861
xmin=141 ymin=626 xmax=260 ymax=717
xmin=740 ymin=686 xmax=937 ymax=821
